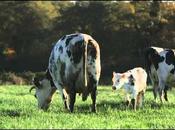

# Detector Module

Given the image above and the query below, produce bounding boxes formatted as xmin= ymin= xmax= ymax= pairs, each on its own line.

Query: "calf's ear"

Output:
xmin=129 ymin=74 xmax=135 ymax=85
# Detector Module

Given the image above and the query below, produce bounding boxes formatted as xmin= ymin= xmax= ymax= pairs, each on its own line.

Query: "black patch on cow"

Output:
xmin=70 ymin=57 xmax=73 ymax=62
xmin=89 ymin=62 xmax=91 ymax=65
xmin=65 ymin=34 xmax=79 ymax=47
xmin=88 ymin=40 xmax=97 ymax=60
xmin=170 ymin=68 xmax=175 ymax=74
xmin=88 ymin=73 xmax=97 ymax=89
xmin=33 ymin=77 xmax=41 ymax=87
xmin=67 ymin=50 xmax=71 ymax=57
xmin=65 ymin=37 xmax=73 ymax=47
xmin=145 ymin=47 xmax=164 ymax=71
xmin=60 ymin=63 xmax=66 ymax=83
xmin=129 ymin=74 xmax=135 ymax=86
xmin=60 ymin=35 xmax=66 ymax=41
xmin=46 ymin=69 xmax=56 ymax=88
xmin=154 ymin=56 xmax=164 ymax=70
xmin=71 ymin=39 xmax=84 ymax=64
xmin=59 ymin=46 xmax=63 ymax=53
xmin=165 ymin=49 xmax=175 ymax=65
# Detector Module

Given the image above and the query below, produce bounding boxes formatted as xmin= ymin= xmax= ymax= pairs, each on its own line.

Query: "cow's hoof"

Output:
xmin=69 ymin=110 xmax=74 ymax=113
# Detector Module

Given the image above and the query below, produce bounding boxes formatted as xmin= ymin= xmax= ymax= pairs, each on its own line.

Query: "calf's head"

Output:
xmin=112 ymin=72 xmax=129 ymax=90
xmin=30 ymin=76 xmax=56 ymax=111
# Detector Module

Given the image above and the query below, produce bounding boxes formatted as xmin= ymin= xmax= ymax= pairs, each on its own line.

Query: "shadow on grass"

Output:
xmin=0 ymin=109 xmax=21 ymax=117
xmin=144 ymin=99 xmax=175 ymax=110
xmin=76 ymin=100 xmax=175 ymax=113
xmin=98 ymin=100 xmax=126 ymax=110
xmin=74 ymin=100 xmax=127 ymax=114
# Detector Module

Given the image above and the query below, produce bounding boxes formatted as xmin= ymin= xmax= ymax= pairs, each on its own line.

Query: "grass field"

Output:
xmin=0 ymin=85 xmax=175 ymax=129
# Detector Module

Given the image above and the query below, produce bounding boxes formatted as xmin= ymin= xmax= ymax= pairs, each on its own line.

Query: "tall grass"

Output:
xmin=0 ymin=85 xmax=175 ymax=128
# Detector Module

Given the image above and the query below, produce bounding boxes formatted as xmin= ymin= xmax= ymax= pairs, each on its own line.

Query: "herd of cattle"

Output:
xmin=29 ymin=33 xmax=175 ymax=112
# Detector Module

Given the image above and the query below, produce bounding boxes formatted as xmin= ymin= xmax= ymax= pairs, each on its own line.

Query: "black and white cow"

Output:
xmin=145 ymin=46 xmax=175 ymax=103
xmin=30 ymin=33 xmax=101 ymax=112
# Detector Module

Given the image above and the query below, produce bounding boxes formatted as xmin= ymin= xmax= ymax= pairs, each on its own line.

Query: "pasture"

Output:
xmin=0 ymin=85 xmax=175 ymax=129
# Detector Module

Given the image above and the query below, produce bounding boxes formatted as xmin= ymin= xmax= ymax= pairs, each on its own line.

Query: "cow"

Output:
xmin=30 ymin=33 xmax=101 ymax=113
xmin=112 ymin=67 xmax=147 ymax=111
xmin=144 ymin=46 xmax=175 ymax=103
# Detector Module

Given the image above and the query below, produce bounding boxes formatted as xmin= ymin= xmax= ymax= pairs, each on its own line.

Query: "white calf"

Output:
xmin=112 ymin=67 xmax=147 ymax=110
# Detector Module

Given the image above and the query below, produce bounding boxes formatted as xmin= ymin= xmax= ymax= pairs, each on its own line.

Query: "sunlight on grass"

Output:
xmin=0 ymin=85 xmax=175 ymax=128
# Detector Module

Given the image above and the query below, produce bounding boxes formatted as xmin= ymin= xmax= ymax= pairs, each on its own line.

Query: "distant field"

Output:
xmin=0 ymin=85 xmax=175 ymax=129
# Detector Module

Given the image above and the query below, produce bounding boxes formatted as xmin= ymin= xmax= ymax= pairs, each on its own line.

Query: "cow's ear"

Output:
xmin=33 ymin=77 xmax=42 ymax=88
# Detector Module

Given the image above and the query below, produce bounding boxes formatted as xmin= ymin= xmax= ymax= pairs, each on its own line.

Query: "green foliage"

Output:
xmin=0 ymin=71 xmax=36 ymax=85
xmin=0 ymin=1 xmax=175 ymax=83
xmin=1 ymin=85 xmax=175 ymax=128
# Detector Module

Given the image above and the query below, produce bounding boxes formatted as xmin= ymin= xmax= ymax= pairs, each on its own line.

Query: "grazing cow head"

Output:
xmin=30 ymin=73 xmax=56 ymax=111
xmin=112 ymin=72 xmax=129 ymax=90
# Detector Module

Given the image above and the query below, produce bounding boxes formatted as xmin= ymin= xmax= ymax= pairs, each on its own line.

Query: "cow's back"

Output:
xmin=131 ymin=67 xmax=147 ymax=92
xmin=75 ymin=34 xmax=101 ymax=94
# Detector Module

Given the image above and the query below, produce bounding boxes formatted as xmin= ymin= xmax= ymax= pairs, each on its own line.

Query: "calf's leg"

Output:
xmin=131 ymin=98 xmax=137 ymax=111
xmin=153 ymin=86 xmax=158 ymax=102
xmin=125 ymin=94 xmax=130 ymax=107
xmin=131 ymin=91 xmax=137 ymax=111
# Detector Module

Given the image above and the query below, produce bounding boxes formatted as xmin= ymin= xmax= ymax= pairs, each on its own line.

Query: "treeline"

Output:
xmin=0 ymin=1 xmax=175 ymax=84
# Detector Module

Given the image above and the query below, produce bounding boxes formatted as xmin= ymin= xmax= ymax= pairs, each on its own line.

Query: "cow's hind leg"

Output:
xmin=158 ymin=80 xmax=166 ymax=104
xmin=158 ymin=88 xmax=164 ymax=104
xmin=164 ymin=85 xmax=168 ymax=101
xmin=91 ymin=86 xmax=97 ymax=113
xmin=88 ymin=73 xmax=98 ymax=112
xmin=68 ymin=89 xmax=76 ymax=113
xmin=153 ymin=86 xmax=158 ymax=103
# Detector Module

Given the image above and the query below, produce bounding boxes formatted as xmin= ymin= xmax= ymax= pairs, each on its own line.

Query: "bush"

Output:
xmin=0 ymin=71 xmax=45 ymax=85
xmin=17 ymin=71 xmax=35 ymax=85
xmin=0 ymin=72 xmax=25 ymax=85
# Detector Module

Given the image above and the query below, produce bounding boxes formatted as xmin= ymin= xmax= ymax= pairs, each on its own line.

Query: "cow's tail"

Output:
xmin=84 ymin=40 xmax=88 ymax=87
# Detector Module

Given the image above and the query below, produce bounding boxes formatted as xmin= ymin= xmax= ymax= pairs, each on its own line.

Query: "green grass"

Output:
xmin=0 ymin=85 xmax=175 ymax=129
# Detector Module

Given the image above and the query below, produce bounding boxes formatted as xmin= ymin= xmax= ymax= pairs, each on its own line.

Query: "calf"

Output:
xmin=112 ymin=67 xmax=147 ymax=111
xmin=30 ymin=33 xmax=101 ymax=112
xmin=145 ymin=46 xmax=175 ymax=103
